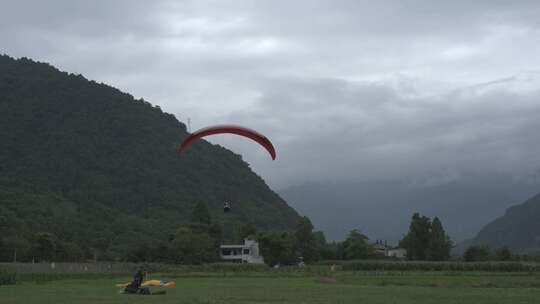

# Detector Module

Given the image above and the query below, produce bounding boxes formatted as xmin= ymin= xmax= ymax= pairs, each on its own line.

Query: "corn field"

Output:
xmin=340 ymin=260 xmax=540 ymax=272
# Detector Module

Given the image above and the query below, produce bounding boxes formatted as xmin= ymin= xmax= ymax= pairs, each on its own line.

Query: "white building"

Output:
xmin=386 ymin=248 xmax=407 ymax=259
xmin=220 ymin=239 xmax=264 ymax=264
xmin=372 ymin=239 xmax=407 ymax=259
xmin=373 ymin=240 xmax=390 ymax=257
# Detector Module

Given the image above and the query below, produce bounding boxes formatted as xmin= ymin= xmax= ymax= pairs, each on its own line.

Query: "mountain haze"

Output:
xmin=280 ymin=176 xmax=540 ymax=243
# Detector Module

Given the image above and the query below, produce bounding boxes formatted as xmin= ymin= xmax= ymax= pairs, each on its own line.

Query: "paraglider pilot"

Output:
xmin=124 ymin=269 xmax=150 ymax=295
xmin=223 ymin=201 xmax=231 ymax=213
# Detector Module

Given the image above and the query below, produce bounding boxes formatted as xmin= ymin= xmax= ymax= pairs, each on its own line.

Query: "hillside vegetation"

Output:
xmin=0 ymin=55 xmax=300 ymax=262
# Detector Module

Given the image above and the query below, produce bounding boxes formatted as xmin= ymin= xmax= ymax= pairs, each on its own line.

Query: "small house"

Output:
xmin=220 ymin=239 xmax=264 ymax=264
xmin=386 ymin=248 xmax=407 ymax=259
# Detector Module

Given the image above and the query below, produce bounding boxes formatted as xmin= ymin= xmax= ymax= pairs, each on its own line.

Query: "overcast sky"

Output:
xmin=2 ymin=0 xmax=540 ymax=189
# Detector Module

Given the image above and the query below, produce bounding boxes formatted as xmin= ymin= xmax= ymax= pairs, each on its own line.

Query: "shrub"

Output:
xmin=0 ymin=267 xmax=17 ymax=285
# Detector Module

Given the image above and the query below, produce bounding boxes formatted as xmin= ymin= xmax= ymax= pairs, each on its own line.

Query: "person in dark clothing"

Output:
xmin=124 ymin=270 xmax=150 ymax=295
xmin=223 ymin=201 xmax=231 ymax=213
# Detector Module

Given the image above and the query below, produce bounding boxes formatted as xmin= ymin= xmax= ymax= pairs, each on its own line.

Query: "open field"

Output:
xmin=2 ymin=271 xmax=540 ymax=303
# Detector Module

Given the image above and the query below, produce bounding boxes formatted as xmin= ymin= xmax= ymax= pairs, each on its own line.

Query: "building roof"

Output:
xmin=220 ymin=244 xmax=246 ymax=249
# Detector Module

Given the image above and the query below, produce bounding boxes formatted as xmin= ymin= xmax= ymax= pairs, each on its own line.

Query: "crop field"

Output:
xmin=2 ymin=270 xmax=540 ymax=303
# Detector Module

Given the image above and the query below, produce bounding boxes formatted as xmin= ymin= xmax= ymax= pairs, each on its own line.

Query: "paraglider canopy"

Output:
xmin=177 ymin=124 xmax=276 ymax=160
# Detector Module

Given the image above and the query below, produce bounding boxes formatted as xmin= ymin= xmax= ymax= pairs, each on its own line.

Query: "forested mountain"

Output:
xmin=472 ymin=192 xmax=540 ymax=253
xmin=280 ymin=177 xmax=540 ymax=243
xmin=0 ymin=55 xmax=300 ymax=262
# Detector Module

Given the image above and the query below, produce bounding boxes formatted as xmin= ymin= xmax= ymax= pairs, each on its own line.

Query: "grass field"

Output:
xmin=2 ymin=271 xmax=540 ymax=303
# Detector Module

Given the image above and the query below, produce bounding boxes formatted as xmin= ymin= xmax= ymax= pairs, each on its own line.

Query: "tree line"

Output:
xmin=398 ymin=213 xmax=524 ymax=262
xmin=0 ymin=199 xmax=392 ymax=264
xmin=1 ymin=198 xmax=523 ymax=264
xmin=398 ymin=213 xmax=453 ymax=261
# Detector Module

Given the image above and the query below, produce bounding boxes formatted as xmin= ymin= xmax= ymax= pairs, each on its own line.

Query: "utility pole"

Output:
xmin=187 ymin=118 xmax=192 ymax=132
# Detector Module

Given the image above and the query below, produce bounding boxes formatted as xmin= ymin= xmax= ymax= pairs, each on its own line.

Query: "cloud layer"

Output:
xmin=2 ymin=0 xmax=540 ymax=188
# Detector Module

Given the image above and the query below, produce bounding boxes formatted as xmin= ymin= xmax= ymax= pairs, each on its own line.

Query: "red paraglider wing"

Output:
xmin=177 ymin=125 xmax=276 ymax=160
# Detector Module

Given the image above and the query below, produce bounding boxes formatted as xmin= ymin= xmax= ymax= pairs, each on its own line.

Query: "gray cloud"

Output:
xmin=1 ymin=0 xmax=540 ymax=188
xmin=224 ymin=74 xmax=540 ymax=187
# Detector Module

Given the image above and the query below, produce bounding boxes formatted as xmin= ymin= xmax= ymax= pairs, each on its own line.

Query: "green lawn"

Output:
xmin=2 ymin=272 xmax=540 ymax=303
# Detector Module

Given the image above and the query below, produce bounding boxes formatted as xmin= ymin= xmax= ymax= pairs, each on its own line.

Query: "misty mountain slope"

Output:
xmin=0 ymin=55 xmax=300 ymax=256
xmin=472 ymin=192 xmax=540 ymax=253
xmin=280 ymin=177 xmax=540 ymax=243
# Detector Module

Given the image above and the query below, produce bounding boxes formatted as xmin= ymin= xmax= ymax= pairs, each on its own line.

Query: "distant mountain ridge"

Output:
xmin=472 ymin=192 xmax=540 ymax=253
xmin=279 ymin=177 xmax=540 ymax=243
xmin=0 ymin=55 xmax=300 ymax=261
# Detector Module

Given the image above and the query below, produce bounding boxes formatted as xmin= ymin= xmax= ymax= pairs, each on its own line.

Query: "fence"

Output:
xmin=0 ymin=262 xmax=167 ymax=274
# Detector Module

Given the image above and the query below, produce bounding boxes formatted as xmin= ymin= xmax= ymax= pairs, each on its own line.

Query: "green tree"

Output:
xmin=31 ymin=232 xmax=57 ymax=262
xmin=427 ymin=217 xmax=452 ymax=261
xmin=313 ymin=231 xmax=336 ymax=260
xmin=171 ymin=227 xmax=217 ymax=264
xmin=399 ymin=213 xmax=431 ymax=260
xmin=343 ymin=229 xmax=372 ymax=260
xmin=239 ymin=222 xmax=257 ymax=240
xmin=208 ymin=222 xmax=223 ymax=257
xmin=294 ymin=216 xmax=319 ymax=263
xmin=209 ymin=223 xmax=223 ymax=242
xmin=463 ymin=245 xmax=490 ymax=262
xmin=495 ymin=246 xmax=512 ymax=261
xmin=190 ymin=201 xmax=211 ymax=233
xmin=106 ymin=232 xmax=152 ymax=262
xmin=0 ymin=236 xmax=30 ymax=262
xmin=90 ymin=236 xmax=111 ymax=260
xmin=335 ymin=242 xmax=345 ymax=260
xmin=55 ymin=241 xmax=84 ymax=262
xmin=257 ymin=230 xmax=297 ymax=266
